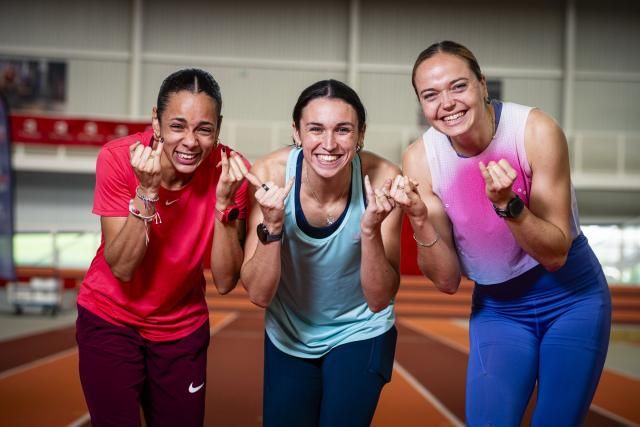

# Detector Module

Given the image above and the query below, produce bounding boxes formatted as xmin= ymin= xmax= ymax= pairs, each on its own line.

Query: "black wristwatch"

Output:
xmin=257 ymin=223 xmax=283 ymax=244
xmin=493 ymin=195 xmax=525 ymax=219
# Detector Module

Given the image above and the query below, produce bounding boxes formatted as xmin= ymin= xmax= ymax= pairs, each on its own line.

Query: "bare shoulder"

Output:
xmin=249 ymin=146 xmax=292 ymax=186
xmin=360 ymin=150 xmax=401 ymax=187
xmin=525 ymin=109 xmax=568 ymax=163
xmin=403 ymin=137 xmax=427 ymax=165
xmin=402 ymin=137 xmax=430 ymax=183
xmin=404 ymin=137 xmax=425 ymax=159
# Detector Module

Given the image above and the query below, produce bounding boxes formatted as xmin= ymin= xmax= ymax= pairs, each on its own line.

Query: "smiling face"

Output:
xmin=152 ymin=90 xmax=220 ymax=183
xmin=293 ymin=97 xmax=363 ymax=180
xmin=413 ymin=52 xmax=489 ymax=139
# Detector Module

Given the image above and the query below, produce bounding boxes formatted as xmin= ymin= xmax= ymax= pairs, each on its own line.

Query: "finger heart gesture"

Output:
xmin=129 ymin=138 xmax=163 ymax=191
xmin=216 ymin=148 xmax=250 ymax=207
xmin=479 ymin=159 xmax=518 ymax=204
xmin=362 ymin=175 xmax=395 ymax=229
xmin=244 ymin=172 xmax=294 ymax=225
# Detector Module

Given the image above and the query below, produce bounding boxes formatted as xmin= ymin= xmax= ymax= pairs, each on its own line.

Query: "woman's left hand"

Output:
xmin=216 ymin=148 xmax=249 ymax=209
xmin=479 ymin=159 xmax=518 ymax=206
xmin=361 ymin=175 xmax=396 ymax=232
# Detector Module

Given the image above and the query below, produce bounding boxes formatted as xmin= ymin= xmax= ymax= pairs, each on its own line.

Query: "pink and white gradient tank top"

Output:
xmin=424 ymin=102 xmax=580 ymax=284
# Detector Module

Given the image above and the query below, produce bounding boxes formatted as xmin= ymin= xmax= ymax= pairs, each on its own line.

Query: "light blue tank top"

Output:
xmin=265 ymin=148 xmax=395 ymax=358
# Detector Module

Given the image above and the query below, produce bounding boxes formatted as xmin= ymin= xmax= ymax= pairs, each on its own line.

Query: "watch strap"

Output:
xmin=493 ymin=195 xmax=524 ymax=219
xmin=215 ymin=206 xmax=239 ymax=224
xmin=257 ymin=223 xmax=283 ymax=243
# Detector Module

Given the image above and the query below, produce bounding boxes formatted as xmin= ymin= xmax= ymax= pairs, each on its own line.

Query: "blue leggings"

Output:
xmin=466 ymin=234 xmax=611 ymax=427
xmin=263 ymin=326 xmax=397 ymax=427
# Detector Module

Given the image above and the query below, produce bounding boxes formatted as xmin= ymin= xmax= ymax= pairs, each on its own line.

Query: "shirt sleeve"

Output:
xmin=93 ymin=146 xmax=133 ymax=217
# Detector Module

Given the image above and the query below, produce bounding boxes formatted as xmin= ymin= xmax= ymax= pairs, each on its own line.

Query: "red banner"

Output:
xmin=10 ymin=114 xmax=150 ymax=146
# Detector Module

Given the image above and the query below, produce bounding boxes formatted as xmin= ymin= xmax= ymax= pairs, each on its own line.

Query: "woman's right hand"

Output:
xmin=129 ymin=139 xmax=163 ymax=196
xmin=244 ymin=172 xmax=294 ymax=231
xmin=390 ymin=174 xmax=428 ymax=219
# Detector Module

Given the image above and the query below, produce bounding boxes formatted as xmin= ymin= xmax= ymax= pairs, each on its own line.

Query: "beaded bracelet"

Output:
xmin=129 ymin=199 xmax=156 ymax=222
xmin=413 ymin=232 xmax=440 ymax=248
xmin=135 ymin=186 xmax=159 ymax=212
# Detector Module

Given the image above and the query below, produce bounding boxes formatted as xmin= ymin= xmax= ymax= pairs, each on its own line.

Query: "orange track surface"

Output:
xmin=1 ymin=275 xmax=639 ymax=426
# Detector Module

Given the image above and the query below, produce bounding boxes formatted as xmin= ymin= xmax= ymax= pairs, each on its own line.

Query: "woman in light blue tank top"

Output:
xmin=395 ymin=41 xmax=611 ymax=426
xmin=239 ymin=80 xmax=404 ymax=427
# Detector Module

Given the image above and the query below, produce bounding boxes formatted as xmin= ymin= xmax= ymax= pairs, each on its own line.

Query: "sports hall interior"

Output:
xmin=0 ymin=0 xmax=638 ymax=426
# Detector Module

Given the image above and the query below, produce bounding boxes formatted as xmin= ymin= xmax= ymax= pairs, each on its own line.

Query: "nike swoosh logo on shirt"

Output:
xmin=189 ymin=382 xmax=205 ymax=393
xmin=165 ymin=199 xmax=179 ymax=206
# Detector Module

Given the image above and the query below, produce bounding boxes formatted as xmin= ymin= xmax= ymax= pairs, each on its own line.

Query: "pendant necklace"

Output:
xmin=305 ymin=163 xmax=350 ymax=226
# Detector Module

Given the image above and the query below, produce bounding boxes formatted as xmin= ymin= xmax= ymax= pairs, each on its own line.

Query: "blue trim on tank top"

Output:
xmin=493 ymin=99 xmax=503 ymax=126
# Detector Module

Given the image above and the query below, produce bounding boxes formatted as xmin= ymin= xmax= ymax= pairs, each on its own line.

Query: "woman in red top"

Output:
xmin=76 ymin=68 xmax=250 ymax=427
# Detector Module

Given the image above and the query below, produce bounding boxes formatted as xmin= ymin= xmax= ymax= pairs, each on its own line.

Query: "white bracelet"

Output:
xmin=135 ymin=186 xmax=159 ymax=211
xmin=129 ymin=199 xmax=162 ymax=245
xmin=129 ymin=199 xmax=156 ymax=223
xmin=413 ymin=233 xmax=440 ymax=248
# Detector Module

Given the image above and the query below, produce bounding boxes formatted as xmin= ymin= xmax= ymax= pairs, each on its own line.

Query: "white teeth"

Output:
xmin=444 ymin=111 xmax=464 ymax=121
xmin=318 ymin=154 xmax=339 ymax=161
xmin=176 ymin=152 xmax=197 ymax=160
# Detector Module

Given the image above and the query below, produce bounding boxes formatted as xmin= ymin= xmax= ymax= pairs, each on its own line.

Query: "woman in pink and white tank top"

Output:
xmin=392 ymin=41 xmax=611 ymax=427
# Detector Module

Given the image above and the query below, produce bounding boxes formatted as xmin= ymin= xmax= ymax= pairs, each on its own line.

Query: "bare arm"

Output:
xmin=210 ymin=150 xmax=250 ymax=294
xmin=399 ymin=140 xmax=462 ymax=293
xmin=482 ymin=109 xmax=573 ymax=271
xmin=211 ymin=218 xmax=245 ymax=294
xmin=102 ymin=213 xmax=151 ymax=282
xmin=103 ymin=140 xmax=163 ymax=282
xmin=359 ymin=155 xmax=402 ymax=312
xmin=239 ymin=150 xmax=293 ymax=308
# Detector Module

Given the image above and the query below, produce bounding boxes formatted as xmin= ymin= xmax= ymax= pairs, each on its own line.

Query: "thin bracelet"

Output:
xmin=413 ymin=232 xmax=440 ymax=248
xmin=129 ymin=199 xmax=162 ymax=245
xmin=135 ymin=186 xmax=159 ymax=212
xmin=129 ymin=199 xmax=156 ymax=222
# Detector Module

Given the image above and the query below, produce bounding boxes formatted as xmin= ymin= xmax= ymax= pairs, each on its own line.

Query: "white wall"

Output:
xmin=574 ymin=1 xmax=640 ymax=132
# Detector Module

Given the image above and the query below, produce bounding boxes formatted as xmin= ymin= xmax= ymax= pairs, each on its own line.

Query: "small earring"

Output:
xmin=485 ymin=96 xmax=491 ymax=105
xmin=356 ymin=144 xmax=362 ymax=153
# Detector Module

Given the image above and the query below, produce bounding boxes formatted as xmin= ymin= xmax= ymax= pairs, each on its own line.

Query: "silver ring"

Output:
xmin=261 ymin=183 xmax=270 ymax=191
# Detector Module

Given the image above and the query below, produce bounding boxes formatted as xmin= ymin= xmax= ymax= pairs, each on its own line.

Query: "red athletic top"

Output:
xmin=78 ymin=129 xmax=249 ymax=341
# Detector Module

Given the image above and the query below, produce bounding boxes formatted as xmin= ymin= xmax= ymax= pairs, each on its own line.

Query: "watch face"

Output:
xmin=508 ymin=196 xmax=525 ymax=217
xmin=257 ymin=223 xmax=268 ymax=243
xmin=227 ymin=207 xmax=239 ymax=222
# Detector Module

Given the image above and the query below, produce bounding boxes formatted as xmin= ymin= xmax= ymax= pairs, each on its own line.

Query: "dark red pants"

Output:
xmin=76 ymin=305 xmax=210 ymax=427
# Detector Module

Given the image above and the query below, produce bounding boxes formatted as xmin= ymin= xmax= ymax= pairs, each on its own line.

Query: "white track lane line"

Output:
xmin=400 ymin=319 xmax=639 ymax=426
xmin=393 ymin=361 xmax=464 ymax=427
